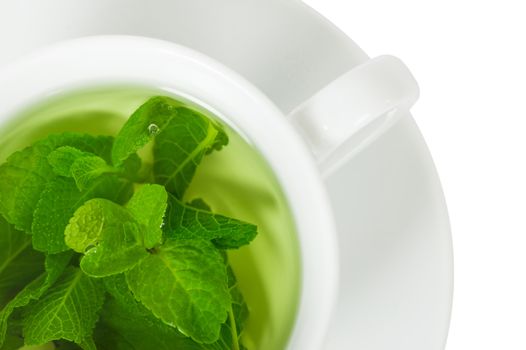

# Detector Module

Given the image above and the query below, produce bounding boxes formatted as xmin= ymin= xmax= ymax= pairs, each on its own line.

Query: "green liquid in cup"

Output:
xmin=0 ymin=87 xmax=301 ymax=350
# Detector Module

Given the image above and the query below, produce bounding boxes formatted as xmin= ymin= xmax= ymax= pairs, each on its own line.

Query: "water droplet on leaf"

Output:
xmin=148 ymin=123 xmax=160 ymax=135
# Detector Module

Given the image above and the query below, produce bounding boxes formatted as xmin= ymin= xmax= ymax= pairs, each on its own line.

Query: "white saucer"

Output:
xmin=0 ymin=1 xmax=452 ymax=349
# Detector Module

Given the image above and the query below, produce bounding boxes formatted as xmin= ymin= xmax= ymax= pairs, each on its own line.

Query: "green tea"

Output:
xmin=0 ymin=86 xmax=301 ymax=350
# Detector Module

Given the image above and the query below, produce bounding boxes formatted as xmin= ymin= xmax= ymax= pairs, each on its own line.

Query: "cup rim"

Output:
xmin=0 ymin=35 xmax=339 ymax=349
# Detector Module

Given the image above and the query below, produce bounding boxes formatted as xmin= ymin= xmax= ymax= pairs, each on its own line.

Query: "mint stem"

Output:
xmin=229 ymin=306 xmax=240 ymax=350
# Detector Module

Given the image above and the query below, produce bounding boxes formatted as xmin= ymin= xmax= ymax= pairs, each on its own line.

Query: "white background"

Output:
xmin=303 ymin=1 xmax=526 ymax=349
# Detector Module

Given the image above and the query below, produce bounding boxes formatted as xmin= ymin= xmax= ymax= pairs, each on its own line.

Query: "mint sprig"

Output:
xmin=0 ymin=96 xmax=256 ymax=349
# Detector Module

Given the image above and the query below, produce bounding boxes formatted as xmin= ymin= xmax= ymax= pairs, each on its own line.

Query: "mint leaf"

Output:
xmin=98 ymin=272 xmax=248 ymax=350
xmin=66 ymin=184 xmax=168 ymax=278
xmin=96 ymin=299 xmax=203 ymax=350
xmin=125 ymin=239 xmax=230 ymax=343
xmin=46 ymin=133 xmax=114 ymax=163
xmin=0 ymin=133 xmax=113 ymax=233
xmin=165 ymin=194 xmax=257 ymax=249
xmin=70 ymin=156 xmax=116 ymax=191
xmin=153 ymin=106 xmax=228 ymax=199
xmin=126 ymin=184 xmax=168 ymax=249
xmin=64 ymin=199 xmax=124 ymax=254
xmin=112 ymin=96 xmax=227 ymax=198
xmin=22 ymin=267 xmax=105 ymax=346
xmin=112 ymin=96 xmax=183 ymax=167
xmin=102 ymin=274 xmax=140 ymax=307
xmin=0 ymin=252 xmax=72 ymax=347
xmin=32 ymin=175 xmax=133 ymax=253
xmin=49 ymin=146 xmax=121 ymax=191
xmin=65 ymin=199 xmax=148 ymax=278
xmin=94 ymin=274 xmax=198 ymax=350
xmin=0 ymin=217 xmax=44 ymax=308
xmin=80 ymin=221 xmax=145 ymax=278
xmin=48 ymin=146 xmax=88 ymax=177
xmin=71 ymin=156 xmax=117 ymax=191
xmin=49 ymin=146 xmax=141 ymax=189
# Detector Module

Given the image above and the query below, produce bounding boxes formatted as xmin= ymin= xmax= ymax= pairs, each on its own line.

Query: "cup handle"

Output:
xmin=287 ymin=55 xmax=420 ymax=176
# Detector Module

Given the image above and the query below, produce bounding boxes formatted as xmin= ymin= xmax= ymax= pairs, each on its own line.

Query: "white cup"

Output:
xmin=0 ymin=36 xmax=419 ymax=349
